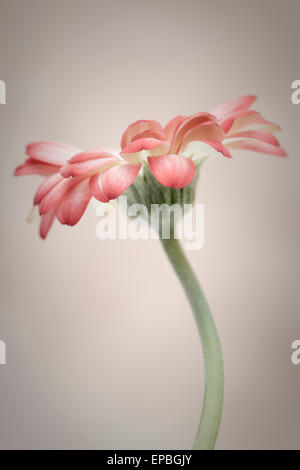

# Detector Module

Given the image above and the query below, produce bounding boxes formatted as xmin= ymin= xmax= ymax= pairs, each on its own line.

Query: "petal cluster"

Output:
xmin=212 ymin=95 xmax=286 ymax=156
xmin=14 ymin=96 xmax=286 ymax=238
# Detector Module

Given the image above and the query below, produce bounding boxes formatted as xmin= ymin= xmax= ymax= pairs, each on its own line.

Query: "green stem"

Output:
xmin=160 ymin=235 xmax=224 ymax=450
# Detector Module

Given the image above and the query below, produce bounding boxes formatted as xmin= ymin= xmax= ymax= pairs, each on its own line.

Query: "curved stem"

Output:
xmin=160 ymin=235 xmax=224 ymax=450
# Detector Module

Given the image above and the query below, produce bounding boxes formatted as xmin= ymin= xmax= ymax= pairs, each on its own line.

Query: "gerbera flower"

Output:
xmin=14 ymin=95 xmax=286 ymax=238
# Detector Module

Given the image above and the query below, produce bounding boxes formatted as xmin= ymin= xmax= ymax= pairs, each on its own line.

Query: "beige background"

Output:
xmin=0 ymin=0 xmax=299 ymax=450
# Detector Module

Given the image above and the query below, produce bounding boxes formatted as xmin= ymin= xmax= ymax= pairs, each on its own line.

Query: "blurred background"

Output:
xmin=0 ymin=0 xmax=299 ymax=450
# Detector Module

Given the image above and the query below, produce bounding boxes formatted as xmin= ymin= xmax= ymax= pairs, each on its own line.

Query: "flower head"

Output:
xmin=15 ymin=95 xmax=286 ymax=238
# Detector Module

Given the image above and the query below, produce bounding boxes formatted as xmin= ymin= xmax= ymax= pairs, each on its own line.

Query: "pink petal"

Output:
xmin=121 ymin=120 xmax=162 ymax=150
xmin=148 ymin=154 xmax=196 ymax=189
xmin=56 ymin=179 xmax=91 ymax=226
xmin=120 ymin=139 xmax=170 ymax=163
xmin=163 ymin=116 xmax=185 ymax=141
xmin=219 ymin=110 xmax=257 ymax=133
xmin=39 ymin=178 xmax=75 ymax=215
xmin=226 ymin=139 xmax=286 ymax=156
xmin=131 ymin=129 xmax=168 ymax=142
xmin=34 ymin=173 xmax=64 ymax=205
xmin=90 ymin=163 xmax=142 ymax=202
xmin=39 ymin=208 xmax=56 ymax=239
xmin=212 ymin=95 xmax=257 ymax=120
xmin=14 ymin=158 xmax=60 ymax=176
xmin=170 ymin=112 xmax=216 ymax=153
xmin=26 ymin=141 xmax=81 ymax=166
xmin=68 ymin=148 xmax=121 ymax=163
xmin=180 ymin=122 xmax=226 ymax=151
xmin=60 ymin=156 xmax=119 ymax=178
xmin=226 ymin=112 xmax=281 ymax=134
xmin=121 ymin=138 xmax=168 ymax=154
xmin=201 ymin=140 xmax=233 ymax=158
xmin=227 ymin=130 xmax=280 ymax=146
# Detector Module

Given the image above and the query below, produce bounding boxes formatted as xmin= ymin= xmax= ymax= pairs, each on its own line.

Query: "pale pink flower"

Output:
xmin=15 ymin=95 xmax=286 ymax=238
